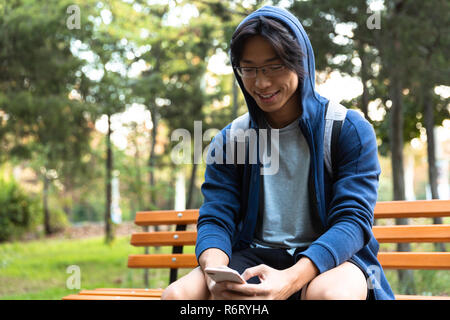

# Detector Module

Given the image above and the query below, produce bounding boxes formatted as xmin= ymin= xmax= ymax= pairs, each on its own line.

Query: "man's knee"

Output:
xmin=161 ymin=267 xmax=210 ymax=300
xmin=304 ymin=283 xmax=349 ymax=300
xmin=303 ymin=262 xmax=367 ymax=300
xmin=161 ymin=283 xmax=185 ymax=300
xmin=304 ymin=280 xmax=366 ymax=300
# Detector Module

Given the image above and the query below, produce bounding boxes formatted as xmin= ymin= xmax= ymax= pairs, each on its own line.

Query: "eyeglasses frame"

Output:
xmin=234 ymin=63 xmax=287 ymax=79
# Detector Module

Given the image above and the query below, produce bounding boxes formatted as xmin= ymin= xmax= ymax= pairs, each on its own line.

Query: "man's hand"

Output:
xmin=199 ymin=248 xmax=239 ymax=300
xmin=224 ymin=257 xmax=319 ymax=300
xmin=199 ymin=249 xmax=319 ymax=300
xmin=204 ymin=274 xmax=248 ymax=300
xmin=223 ymin=264 xmax=296 ymax=299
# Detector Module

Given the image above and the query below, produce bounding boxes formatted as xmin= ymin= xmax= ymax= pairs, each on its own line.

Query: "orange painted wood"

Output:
xmin=79 ymin=289 xmax=162 ymax=297
xmin=62 ymin=294 xmax=158 ymax=300
xmin=95 ymin=288 xmax=163 ymax=293
xmin=134 ymin=209 xmax=199 ymax=226
xmin=128 ymin=252 xmax=450 ymax=270
xmin=395 ymin=295 xmax=450 ymax=300
xmin=373 ymin=225 xmax=450 ymax=243
xmin=128 ymin=254 xmax=197 ymax=268
xmin=134 ymin=200 xmax=450 ymax=224
xmin=378 ymin=252 xmax=450 ymax=269
xmin=130 ymin=231 xmax=197 ymax=246
xmin=374 ymin=200 xmax=450 ymax=219
xmin=130 ymin=225 xmax=450 ymax=246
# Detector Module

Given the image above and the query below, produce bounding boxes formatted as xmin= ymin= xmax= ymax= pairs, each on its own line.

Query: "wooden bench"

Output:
xmin=62 ymin=200 xmax=450 ymax=300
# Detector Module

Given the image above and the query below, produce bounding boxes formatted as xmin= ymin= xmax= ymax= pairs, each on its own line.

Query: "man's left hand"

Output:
xmin=223 ymin=264 xmax=298 ymax=300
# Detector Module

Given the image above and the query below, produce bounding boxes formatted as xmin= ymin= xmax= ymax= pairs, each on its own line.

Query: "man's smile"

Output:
xmin=256 ymin=90 xmax=280 ymax=102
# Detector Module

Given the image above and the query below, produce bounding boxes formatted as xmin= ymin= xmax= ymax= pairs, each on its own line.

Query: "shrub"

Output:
xmin=71 ymin=202 xmax=103 ymax=222
xmin=48 ymin=207 xmax=69 ymax=233
xmin=0 ymin=177 xmax=40 ymax=242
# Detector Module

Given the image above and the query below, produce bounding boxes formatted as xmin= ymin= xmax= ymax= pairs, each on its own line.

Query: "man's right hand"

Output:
xmin=205 ymin=273 xmax=231 ymax=299
xmin=198 ymin=248 xmax=231 ymax=299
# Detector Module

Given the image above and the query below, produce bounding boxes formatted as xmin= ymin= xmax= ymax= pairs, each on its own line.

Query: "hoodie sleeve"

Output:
xmin=195 ymin=126 xmax=241 ymax=263
xmin=298 ymin=110 xmax=380 ymax=274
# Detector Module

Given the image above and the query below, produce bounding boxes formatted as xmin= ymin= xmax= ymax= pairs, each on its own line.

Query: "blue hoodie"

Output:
xmin=195 ymin=6 xmax=395 ymax=300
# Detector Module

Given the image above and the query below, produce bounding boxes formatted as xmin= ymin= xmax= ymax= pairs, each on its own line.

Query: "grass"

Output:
xmin=0 ymin=235 xmax=193 ymax=300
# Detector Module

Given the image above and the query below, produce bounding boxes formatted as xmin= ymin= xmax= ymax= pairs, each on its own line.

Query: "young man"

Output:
xmin=162 ymin=6 xmax=394 ymax=300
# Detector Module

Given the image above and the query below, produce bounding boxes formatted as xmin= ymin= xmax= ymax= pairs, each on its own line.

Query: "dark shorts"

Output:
xmin=228 ymin=247 xmax=374 ymax=300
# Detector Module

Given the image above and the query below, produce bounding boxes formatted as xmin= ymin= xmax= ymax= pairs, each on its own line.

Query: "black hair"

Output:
xmin=230 ymin=16 xmax=306 ymax=81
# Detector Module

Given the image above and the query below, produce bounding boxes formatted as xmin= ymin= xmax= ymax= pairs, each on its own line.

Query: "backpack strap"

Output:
xmin=324 ymin=100 xmax=347 ymax=179
xmin=229 ymin=112 xmax=251 ymax=166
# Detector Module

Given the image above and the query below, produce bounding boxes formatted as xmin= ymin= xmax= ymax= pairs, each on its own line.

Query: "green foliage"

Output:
xmin=71 ymin=203 xmax=102 ymax=223
xmin=0 ymin=0 xmax=446 ymax=236
xmin=47 ymin=207 xmax=70 ymax=233
xmin=289 ymin=0 xmax=449 ymax=153
xmin=0 ymin=177 xmax=40 ymax=242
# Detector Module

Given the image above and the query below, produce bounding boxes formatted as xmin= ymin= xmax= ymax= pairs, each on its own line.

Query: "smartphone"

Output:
xmin=204 ymin=266 xmax=246 ymax=284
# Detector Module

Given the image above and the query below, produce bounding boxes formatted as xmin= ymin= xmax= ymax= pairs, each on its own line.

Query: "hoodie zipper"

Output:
xmin=299 ymin=120 xmax=326 ymax=229
xmin=232 ymin=126 xmax=260 ymax=248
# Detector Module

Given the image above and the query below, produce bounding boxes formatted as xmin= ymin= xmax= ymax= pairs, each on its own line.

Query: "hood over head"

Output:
xmin=231 ymin=6 xmax=329 ymax=128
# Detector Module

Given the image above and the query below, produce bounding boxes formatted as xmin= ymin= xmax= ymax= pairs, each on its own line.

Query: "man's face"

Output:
xmin=240 ymin=35 xmax=299 ymax=118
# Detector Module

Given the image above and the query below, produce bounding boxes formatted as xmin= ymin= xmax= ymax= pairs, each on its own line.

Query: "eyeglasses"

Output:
xmin=235 ymin=64 xmax=286 ymax=79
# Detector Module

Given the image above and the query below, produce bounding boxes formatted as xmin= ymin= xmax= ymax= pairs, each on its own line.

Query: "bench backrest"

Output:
xmin=127 ymin=200 xmax=450 ymax=282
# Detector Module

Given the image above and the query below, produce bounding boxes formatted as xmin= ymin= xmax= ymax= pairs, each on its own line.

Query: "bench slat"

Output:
xmin=135 ymin=210 xmax=199 ymax=226
xmin=395 ymin=294 xmax=450 ymax=300
xmin=79 ymin=289 xmax=163 ymax=297
xmin=130 ymin=224 xmax=450 ymax=246
xmin=373 ymin=225 xmax=450 ymax=243
xmin=62 ymin=294 xmax=158 ymax=300
xmin=128 ymin=254 xmax=197 ymax=268
xmin=374 ymin=200 xmax=450 ymax=219
xmin=131 ymin=231 xmax=197 ymax=246
xmin=67 ymin=290 xmax=450 ymax=300
xmin=133 ymin=200 xmax=450 ymax=225
xmin=377 ymin=252 xmax=450 ymax=269
xmin=127 ymin=252 xmax=450 ymax=270
xmin=95 ymin=288 xmax=163 ymax=293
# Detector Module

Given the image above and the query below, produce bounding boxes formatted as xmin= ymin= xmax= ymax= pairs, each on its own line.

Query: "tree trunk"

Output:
xmin=390 ymin=76 xmax=405 ymax=202
xmin=144 ymin=105 xmax=159 ymax=287
xmin=186 ymin=163 xmax=198 ymax=209
xmin=423 ymin=88 xmax=446 ymax=252
xmin=132 ymin=123 xmax=144 ymax=212
xmin=105 ymin=114 xmax=114 ymax=243
xmin=359 ymin=48 xmax=370 ymax=120
xmin=148 ymin=105 xmax=159 ymax=209
xmin=62 ymin=178 xmax=73 ymax=222
xmin=43 ymin=172 xmax=52 ymax=235
xmin=232 ymin=78 xmax=238 ymax=121
xmin=389 ymin=73 xmax=415 ymax=295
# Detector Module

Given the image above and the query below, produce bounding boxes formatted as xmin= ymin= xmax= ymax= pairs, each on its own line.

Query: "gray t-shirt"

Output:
xmin=252 ymin=116 xmax=323 ymax=255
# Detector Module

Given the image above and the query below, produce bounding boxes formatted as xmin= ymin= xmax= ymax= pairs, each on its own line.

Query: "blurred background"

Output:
xmin=0 ymin=0 xmax=448 ymax=299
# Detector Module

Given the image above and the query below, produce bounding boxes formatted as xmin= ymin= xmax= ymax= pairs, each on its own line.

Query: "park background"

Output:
xmin=0 ymin=0 xmax=449 ymax=299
